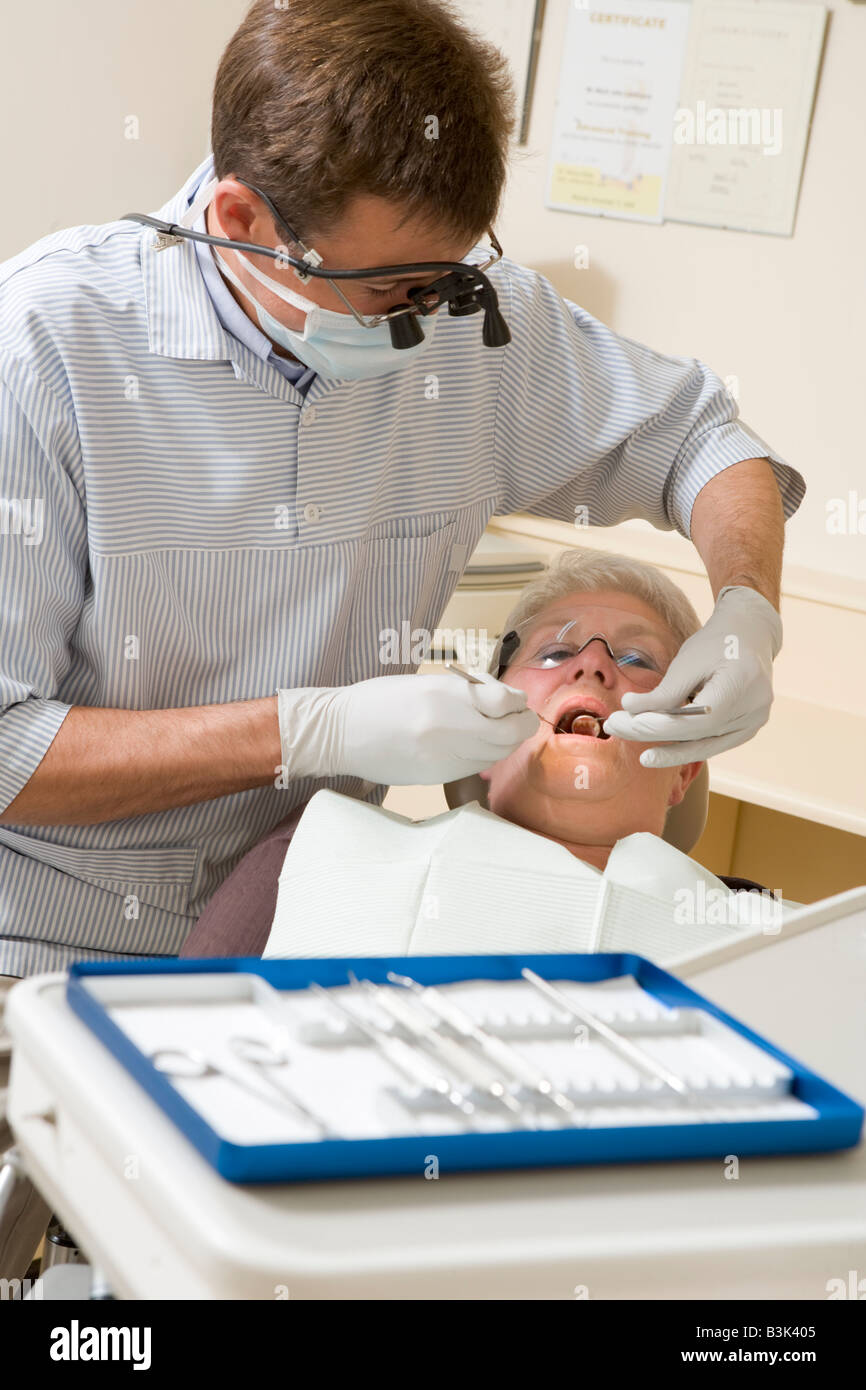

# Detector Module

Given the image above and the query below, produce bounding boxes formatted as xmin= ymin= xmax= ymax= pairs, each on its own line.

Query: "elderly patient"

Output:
xmin=466 ymin=550 xmax=704 ymax=868
xmin=181 ymin=548 xmax=769 ymax=960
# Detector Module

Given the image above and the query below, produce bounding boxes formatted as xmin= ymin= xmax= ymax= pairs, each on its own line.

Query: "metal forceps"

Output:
xmin=149 ymin=1035 xmax=334 ymax=1136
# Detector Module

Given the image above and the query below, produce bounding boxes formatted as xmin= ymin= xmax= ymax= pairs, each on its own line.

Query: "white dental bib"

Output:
xmin=262 ymin=790 xmax=798 ymax=969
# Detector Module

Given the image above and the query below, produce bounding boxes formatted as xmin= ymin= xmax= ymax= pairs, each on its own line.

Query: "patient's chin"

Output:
xmin=491 ymin=764 xmax=617 ymax=820
xmin=537 ymin=735 xmax=626 ymax=789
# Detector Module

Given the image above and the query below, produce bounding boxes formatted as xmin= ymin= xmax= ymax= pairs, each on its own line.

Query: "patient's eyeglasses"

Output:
xmin=492 ymin=607 xmax=677 ymax=691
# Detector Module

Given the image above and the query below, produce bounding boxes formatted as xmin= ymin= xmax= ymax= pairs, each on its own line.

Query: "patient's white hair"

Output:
xmin=491 ymin=547 xmax=702 ymax=672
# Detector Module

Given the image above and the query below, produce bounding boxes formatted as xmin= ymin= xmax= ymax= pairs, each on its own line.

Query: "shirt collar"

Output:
xmin=139 ymin=154 xmax=233 ymax=362
xmin=139 ymin=153 xmax=313 ymax=389
xmin=187 ymin=158 xmax=313 ymax=385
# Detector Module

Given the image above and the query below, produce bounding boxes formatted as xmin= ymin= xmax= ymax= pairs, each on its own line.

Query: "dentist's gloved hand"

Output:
xmin=276 ymin=672 xmax=540 ymax=786
xmin=602 ymin=586 xmax=783 ymax=768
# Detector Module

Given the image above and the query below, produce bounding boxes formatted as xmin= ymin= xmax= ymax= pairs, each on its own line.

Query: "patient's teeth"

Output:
xmin=570 ymin=714 xmax=602 ymax=737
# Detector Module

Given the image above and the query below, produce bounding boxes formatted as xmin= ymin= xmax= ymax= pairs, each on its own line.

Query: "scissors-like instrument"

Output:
xmin=150 ymin=1034 xmax=334 ymax=1136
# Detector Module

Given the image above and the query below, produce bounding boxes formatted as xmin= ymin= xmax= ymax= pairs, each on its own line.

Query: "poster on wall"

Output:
xmin=664 ymin=0 xmax=827 ymax=236
xmin=545 ymin=0 xmax=693 ymax=223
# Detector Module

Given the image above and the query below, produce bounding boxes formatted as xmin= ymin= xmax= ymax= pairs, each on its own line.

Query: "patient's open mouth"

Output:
xmin=553 ymin=706 xmax=611 ymax=739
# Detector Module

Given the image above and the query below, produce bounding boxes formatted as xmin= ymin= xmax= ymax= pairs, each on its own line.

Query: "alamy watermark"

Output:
xmin=673 ymin=102 xmax=783 ymax=157
xmin=826 ymin=491 xmax=866 ymax=535
xmin=379 ymin=624 xmax=489 ymax=668
xmin=0 ymin=497 xmax=43 ymax=545
xmin=674 ymin=883 xmax=784 ymax=933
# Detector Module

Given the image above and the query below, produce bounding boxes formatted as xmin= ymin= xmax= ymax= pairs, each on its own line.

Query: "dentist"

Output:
xmin=0 ymin=0 xmax=804 ymax=980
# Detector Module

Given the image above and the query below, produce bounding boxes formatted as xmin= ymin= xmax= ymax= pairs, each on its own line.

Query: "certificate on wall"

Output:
xmin=545 ymin=0 xmax=692 ymax=223
xmin=664 ymin=0 xmax=826 ymax=236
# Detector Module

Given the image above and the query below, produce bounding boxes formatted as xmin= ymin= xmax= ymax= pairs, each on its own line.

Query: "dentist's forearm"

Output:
xmin=689 ymin=457 xmax=784 ymax=610
xmin=0 ymin=698 xmax=283 ymax=826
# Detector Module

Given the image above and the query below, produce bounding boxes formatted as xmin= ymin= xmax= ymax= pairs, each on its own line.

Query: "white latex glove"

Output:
xmin=602 ymin=586 xmax=783 ymax=768
xmin=276 ymin=671 xmax=540 ymax=786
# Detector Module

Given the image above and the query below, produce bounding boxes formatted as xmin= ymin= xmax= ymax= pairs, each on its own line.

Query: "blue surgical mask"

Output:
xmin=213 ymin=242 xmax=438 ymax=382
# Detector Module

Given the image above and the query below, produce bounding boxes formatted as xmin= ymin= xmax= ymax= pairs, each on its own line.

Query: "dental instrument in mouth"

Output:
xmin=444 ymin=662 xmax=710 ymax=728
xmin=544 ymin=703 xmax=712 ymax=737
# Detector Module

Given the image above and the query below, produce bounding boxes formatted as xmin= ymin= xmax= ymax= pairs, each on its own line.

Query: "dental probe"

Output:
xmin=445 ymin=660 xmax=553 ymax=728
xmin=520 ymin=969 xmax=693 ymax=1104
xmin=309 ymin=984 xmax=476 ymax=1118
xmin=386 ymin=971 xmax=576 ymax=1117
xmin=537 ymin=704 xmax=712 ymax=729
xmin=444 ymin=661 xmax=484 ymax=683
xmin=444 ymin=662 xmax=710 ymax=718
xmin=349 ymin=975 xmax=529 ymax=1121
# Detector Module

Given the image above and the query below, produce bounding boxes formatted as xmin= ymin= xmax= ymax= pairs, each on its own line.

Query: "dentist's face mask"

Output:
xmin=214 ymin=242 xmax=439 ymax=382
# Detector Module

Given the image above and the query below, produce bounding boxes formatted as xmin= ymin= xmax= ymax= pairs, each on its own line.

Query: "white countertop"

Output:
xmin=709 ymin=696 xmax=866 ymax=836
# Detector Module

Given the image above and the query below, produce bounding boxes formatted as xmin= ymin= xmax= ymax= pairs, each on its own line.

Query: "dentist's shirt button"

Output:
xmin=303 ymin=503 xmax=323 ymax=523
xmin=301 ymin=407 xmax=317 ymax=426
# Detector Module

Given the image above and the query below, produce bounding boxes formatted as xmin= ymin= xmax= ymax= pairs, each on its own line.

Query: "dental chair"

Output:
xmin=444 ymin=762 xmax=711 ymax=853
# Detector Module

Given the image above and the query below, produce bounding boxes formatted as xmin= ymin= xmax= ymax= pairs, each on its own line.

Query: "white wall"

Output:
xmin=0 ymin=0 xmax=248 ymax=251
xmin=2 ymin=0 xmax=864 ymax=581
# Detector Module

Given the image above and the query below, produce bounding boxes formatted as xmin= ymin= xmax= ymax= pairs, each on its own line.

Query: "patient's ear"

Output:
xmin=667 ymin=760 xmax=704 ymax=808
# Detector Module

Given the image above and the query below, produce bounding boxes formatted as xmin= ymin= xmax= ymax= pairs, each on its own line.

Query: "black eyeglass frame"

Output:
xmin=122 ymin=176 xmax=511 ymax=349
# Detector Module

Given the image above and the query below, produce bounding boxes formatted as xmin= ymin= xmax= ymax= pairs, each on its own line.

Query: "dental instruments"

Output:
xmin=443 ymin=662 xmax=710 ymax=719
xmin=225 ymin=1035 xmax=338 ymax=1133
xmin=659 ymin=705 xmax=711 ymax=717
xmin=539 ymin=704 xmax=711 ymax=730
xmin=150 ymin=1035 xmax=334 ymax=1134
xmin=347 ymin=973 xmax=529 ymax=1121
xmin=70 ymin=959 xmax=851 ymax=1187
xmin=519 ymin=969 xmax=692 ymax=1104
xmin=308 ymin=983 xmax=477 ymax=1119
xmin=444 ymin=660 xmax=485 ymax=684
xmin=384 ymin=970 xmax=577 ymax=1118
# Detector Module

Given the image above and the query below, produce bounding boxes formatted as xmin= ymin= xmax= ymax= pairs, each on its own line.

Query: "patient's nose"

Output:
xmin=562 ymin=638 xmax=618 ymax=686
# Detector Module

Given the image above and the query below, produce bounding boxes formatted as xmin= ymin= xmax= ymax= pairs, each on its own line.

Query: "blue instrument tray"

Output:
xmin=66 ymin=953 xmax=864 ymax=1184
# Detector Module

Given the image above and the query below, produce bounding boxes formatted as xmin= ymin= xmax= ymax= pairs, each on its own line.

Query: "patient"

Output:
xmin=181 ymin=548 xmax=769 ymax=959
xmin=470 ymin=555 xmax=703 ymax=871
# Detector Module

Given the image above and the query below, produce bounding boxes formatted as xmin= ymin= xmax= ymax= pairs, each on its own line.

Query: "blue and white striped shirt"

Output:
xmin=0 ymin=153 xmax=804 ymax=976
xmin=188 ymin=157 xmax=316 ymax=396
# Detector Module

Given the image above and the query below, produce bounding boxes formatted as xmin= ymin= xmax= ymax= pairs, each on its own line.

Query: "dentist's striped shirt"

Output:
xmin=0 ymin=153 xmax=804 ymax=976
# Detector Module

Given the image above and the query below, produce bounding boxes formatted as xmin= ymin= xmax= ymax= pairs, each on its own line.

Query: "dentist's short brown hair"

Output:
xmin=211 ymin=0 xmax=515 ymax=244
